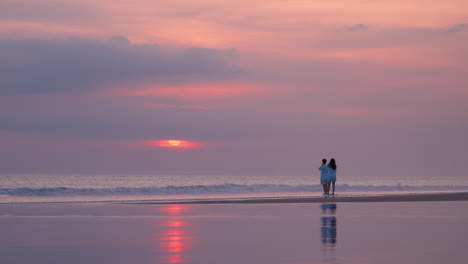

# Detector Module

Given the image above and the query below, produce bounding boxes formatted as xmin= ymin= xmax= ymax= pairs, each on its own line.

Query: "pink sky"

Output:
xmin=1 ymin=0 xmax=467 ymax=177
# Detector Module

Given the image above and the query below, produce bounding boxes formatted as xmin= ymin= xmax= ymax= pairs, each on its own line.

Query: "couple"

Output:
xmin=319 ymin=158 xmax=337 ymax=195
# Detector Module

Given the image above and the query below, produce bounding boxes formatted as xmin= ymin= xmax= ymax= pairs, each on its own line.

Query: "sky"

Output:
xmin=1 ymin=0 xmax=467 ymax=178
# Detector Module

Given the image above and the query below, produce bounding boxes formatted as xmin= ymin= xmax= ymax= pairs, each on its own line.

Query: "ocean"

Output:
xmin=1 ymin=173 xmax=468 ymax=203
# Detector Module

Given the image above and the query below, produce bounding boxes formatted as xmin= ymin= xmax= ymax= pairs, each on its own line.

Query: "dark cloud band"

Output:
xmin=0 ymin=36 xmax=244 ymax=94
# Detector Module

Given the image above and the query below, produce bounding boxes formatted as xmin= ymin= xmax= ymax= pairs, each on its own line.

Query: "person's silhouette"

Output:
xmin=319 ymin=159 xmax=329 ymax=195
xmin=327 ymin=159 xmax=337 ymax=195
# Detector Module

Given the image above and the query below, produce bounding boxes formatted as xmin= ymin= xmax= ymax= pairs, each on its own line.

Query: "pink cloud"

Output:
xmin=109 ymin=82 xmax=266 ymax=101
xmin=143 ymin=103 xmax=214 ymax=110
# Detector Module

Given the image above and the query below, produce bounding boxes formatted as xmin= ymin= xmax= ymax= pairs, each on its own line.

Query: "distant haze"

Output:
xmin=1 ymin=0 xmax=467 ymax=178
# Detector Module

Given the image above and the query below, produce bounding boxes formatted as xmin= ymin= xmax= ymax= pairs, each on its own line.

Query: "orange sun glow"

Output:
xmin=147 ymin=139 xmax=202 ymax=149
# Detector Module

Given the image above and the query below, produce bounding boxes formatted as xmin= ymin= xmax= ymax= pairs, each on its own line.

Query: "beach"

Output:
xmin=3 ymin=0 xmax=468 ymax=263
xmin=128 ymin=191 xmax=468 ymax=204
xmin=2 ymin=194 xmax=468 ymax=264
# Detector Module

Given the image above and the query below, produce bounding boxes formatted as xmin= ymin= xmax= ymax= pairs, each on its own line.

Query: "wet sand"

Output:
xmin=1 ymin=199 xmax=468 ymax=264
xmin=126 ymin=191 xmax=468 ymax=204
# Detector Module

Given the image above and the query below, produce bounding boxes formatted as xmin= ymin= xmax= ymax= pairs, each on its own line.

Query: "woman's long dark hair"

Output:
xmin=328 ymin=158 xmax=337 ymax=170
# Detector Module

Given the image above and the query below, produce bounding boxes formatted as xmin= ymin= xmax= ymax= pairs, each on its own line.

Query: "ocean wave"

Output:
xmin=1 ymin=184 xmax=468 ymax=197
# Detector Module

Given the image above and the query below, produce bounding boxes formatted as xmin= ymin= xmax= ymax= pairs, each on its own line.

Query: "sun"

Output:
xmin=146 ymin=139 xmax=202 ymax=149
xmin=167 ymin=140 xmax=183 ymax=147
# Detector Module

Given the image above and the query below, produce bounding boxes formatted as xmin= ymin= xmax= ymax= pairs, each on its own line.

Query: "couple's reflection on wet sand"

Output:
xmin=155 ymin=204 xmax=196 ymax=263
xmin=321 ymin=203 xmax=337 ymax=263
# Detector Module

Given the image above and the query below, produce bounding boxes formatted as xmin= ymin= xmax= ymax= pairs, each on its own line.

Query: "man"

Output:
xmin=319 ymin=159 xmax=329 ymax=195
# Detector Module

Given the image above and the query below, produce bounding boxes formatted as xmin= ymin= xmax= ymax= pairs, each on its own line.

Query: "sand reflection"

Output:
xmin=320 ymin=203 xmax=337 ymax=263
xmin=155 ymin=204 xmax=196 ymax=263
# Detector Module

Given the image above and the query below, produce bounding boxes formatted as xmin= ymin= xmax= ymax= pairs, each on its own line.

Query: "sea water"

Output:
xmin=1 ymin=173 xmax=467 ymax=203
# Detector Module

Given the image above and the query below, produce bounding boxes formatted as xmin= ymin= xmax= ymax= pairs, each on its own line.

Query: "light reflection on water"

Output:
xmin=321 ymin=203 xmax=337 ymax=263
xmin=155 ymin=204 xmax=196 ymax=263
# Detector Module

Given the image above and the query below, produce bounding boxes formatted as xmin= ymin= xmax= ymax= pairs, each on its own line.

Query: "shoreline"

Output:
xmin=124 ymin=192 xmax=468 ymax=205
xmin=2 ymin=191 xmax=468 ymax=205
xmin=2 ymin=195 xmax=467 ymax=264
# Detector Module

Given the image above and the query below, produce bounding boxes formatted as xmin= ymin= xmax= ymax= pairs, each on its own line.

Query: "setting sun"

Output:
xmin=147 ymin=140 xmax=202 ymax=149
xmin=170 ymin=140 xmax=186 ymax=147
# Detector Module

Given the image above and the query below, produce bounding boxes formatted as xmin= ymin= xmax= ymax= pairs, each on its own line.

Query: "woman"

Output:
xmin=327 ymin=158 xmax=337 ymax=195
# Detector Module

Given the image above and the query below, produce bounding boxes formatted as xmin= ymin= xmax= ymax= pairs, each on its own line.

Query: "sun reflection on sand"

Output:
xmin=155 ymin=204 xmax=196 ymax=263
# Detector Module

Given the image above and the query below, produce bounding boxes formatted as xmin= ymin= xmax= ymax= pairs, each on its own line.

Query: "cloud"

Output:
xmin=0 ymin=1 xmax=98 ymax=24
xmin=347 ymin=24 xmax=369 ymax=31
xmin=447 ymin=23 xmax=468 ymax=33
xmin=0 ymin=36 xmax=244 ymax=94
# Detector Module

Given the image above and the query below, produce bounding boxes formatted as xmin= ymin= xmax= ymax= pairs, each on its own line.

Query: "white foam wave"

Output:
xmin=1 ymin=184 xmax=468 ymax=197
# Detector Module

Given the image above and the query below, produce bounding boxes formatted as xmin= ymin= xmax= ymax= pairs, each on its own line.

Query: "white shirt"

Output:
xmin=319 ymin=164 xmax=328 ymax=178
